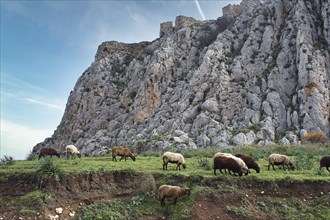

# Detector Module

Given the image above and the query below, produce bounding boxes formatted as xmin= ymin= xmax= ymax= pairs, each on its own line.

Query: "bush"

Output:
xmin=302 ymin=131 xmax=325 ymax=143
xmin=26 ymin=150 xmax=38 ymax=161
xmin=34 ymin=157 xmax=65 ymax=184
xmin=197 ymin=157 xmax=211 ymax=170
xmin=0 ymin=155 xmax=15 ymax=165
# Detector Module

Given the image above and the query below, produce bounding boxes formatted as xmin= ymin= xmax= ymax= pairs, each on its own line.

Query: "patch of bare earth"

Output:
xmin=0 ymin=172 xmax=329 ymax=220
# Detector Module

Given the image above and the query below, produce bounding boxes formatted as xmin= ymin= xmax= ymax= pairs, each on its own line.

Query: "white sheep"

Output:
xmin=213 ymin=152 xmax=233 ymax=158
xmin=214 ymin=152 xmax=249 ymax=175
xmin=157 ymin=184 xmax=191 ymax=206
xmin=162 ymin=152 xmax=186 ymax=170
xmin=66 ymin=145 xmax=81 ymax=159
xmin=268 ymin=153 xmax=295 ymax=171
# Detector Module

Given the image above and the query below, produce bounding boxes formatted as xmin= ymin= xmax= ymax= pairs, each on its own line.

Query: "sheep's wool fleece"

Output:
xmin=214 ymin=153 xmax=248 ymax=170
xmin=66 ymin=145 xmax=80 ymax=154
xmin=269 ymin=154 xmax=290 ymax=163
xmin=163 ymin=152 xmax=185 ymax=164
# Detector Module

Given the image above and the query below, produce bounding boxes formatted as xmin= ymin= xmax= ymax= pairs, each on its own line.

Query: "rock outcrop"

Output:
xmin=34 ymin=0 xmax=329 ymax=155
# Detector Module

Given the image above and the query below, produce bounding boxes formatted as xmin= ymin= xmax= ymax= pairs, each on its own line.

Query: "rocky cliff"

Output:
xmin=34 ymin=0 xmax=330 ymax=155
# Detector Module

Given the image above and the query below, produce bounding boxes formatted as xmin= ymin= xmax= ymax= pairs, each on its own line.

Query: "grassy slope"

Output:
xmin=1 ymin=144 xmax=330 ymax=219
xmin=1 ymin=145 xmax=330 ymax=180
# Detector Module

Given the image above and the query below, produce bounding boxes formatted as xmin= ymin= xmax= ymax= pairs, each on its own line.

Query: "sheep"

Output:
xmin=235 ymin=153 xmax=260 ymax=173
xmin=268 ymin=153 xmax=295 ymax=171
xmin=38 ymin=148 xmax=60 ymax=160
xmin=66 ymin=145 xmax=81 ymax=159
xmin=112 ymin=146 xmax=136 ymax=161
xmin=213 ymin=156 xmax=243 ymax=176
xmin=320 ymin=156 xmax=330 ymax=172
xmin=213 ymin=152 xmax=249 ymax=175
xmin=157 ymin=185 xmax=191 ymax=206
xmin=162 ymin=152 xmax=186 ymax=170
xmin=213 ymin=152 xmax=233 ymax=158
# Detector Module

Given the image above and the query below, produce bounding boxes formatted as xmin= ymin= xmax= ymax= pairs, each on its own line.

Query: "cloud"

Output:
xmin=194 ymin=0 xmax=206 ymax=20
xmin=23 ymin=98 xmax=65 ymax=111
xmin=0 ymin=120 xmax=53 ymax=159
xmin=1 ymin=73 xmax=66 ymax=112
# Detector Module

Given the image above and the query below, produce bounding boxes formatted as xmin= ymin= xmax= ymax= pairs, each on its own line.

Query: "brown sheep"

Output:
xmin=112 ymin=146 xmax=136 ymax=161
xmin=320 ymin=156 xmax=330 ymax=172
xmin=38 ymin=148 xmax=60 ymax=160
xmin=213 ymin=156 xmax=243 ymax=176
xmin=235 ymin=153 xmax=260 ymax=173
xmin=157 ymin=185 xmax=191 ymax=206
xmin=268 ymin=153 xmax=295 ymax=171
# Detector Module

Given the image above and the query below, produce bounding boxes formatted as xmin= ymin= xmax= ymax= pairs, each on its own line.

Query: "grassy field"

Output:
xmin=1 ymin=144 xmax=330 ymax=220
xmin=1 ymin=144 xmax=330 ymax=181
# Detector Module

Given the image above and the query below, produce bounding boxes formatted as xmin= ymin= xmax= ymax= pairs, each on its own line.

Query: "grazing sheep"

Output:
xmin=320 ymin=156 xmax=330 ymax=172
xmin=112 ymin=146 xmax=136 ymax=161
xmin=213 ymin=152 xmax=233 ymax=158
xmin=162 ymin=152 xmax=186 ymax=170
xmin=213 ymin=156 xmax=243 ymax=176
xmin=235 ymin=153 xmax=260 ymax=173
xmin=214 ymin=152 xmax=249 ymax=175
xmin=38 ymin=148 xmax=60 ymax=160
xmin=157 ymin=185 xmax=191 ymax=206
xmin=268 ymin=153 xmax=295 ymax=171
xmin=66 ymin=145 xmax=81 ymax=159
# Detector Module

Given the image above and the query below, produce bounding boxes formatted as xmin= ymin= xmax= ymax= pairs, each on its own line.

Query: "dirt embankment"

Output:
xmin=0 ymin=172 xmax=329 ymax=220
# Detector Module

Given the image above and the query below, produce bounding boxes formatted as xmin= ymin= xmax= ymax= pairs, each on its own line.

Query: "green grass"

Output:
xmin=1 ymin=145 xmax=329 ymax=181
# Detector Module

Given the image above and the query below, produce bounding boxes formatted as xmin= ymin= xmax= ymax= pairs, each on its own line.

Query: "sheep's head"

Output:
xmin=289 ymin=162 xmax=295 ymax=170
xmin=255 ymin=165 xmax=260 ymax=173
xmin=131 ymin=154 xmax=136 ymax=161
xmin=77 ymin=153 xmax=82 ymax=158
xmin=185 ymin=188 xmax=191 ymax=195
xmin=182 ymin=164 xmax=187 ymax=169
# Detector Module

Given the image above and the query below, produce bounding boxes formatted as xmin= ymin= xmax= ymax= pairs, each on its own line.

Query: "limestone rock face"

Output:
xmin=34 ymin=0 xmax=329 ymax=154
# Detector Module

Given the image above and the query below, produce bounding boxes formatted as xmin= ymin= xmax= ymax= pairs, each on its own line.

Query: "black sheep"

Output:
xmin=38 ymin=148 xmax=60 ymax=160
xmin=213 ymin=156 xmax=243 ymax=176
xmin=235 ymin=153 xmax=260 ymax=173
xmin=320 ymin=156 xmax=330 ymax=172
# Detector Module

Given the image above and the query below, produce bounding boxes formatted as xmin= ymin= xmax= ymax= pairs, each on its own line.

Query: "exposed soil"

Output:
xmin=0 ymin=172 xmax=329 ymax=220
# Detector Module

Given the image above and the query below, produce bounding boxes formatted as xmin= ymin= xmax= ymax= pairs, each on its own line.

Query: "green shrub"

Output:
xmin=13 ymin=190 xmax=52 ymax=208
xmin=26 ymin=150 xmax=38 ymax=161
xmin=34 ymin=157 xmax=65 ymax=183
xmin=0 ymin=155 xmax=15 ymax=165
xmin=197 ymin=157 xmax=211 ymax=170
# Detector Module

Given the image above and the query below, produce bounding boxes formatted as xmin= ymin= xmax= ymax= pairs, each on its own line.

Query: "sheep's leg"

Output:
xmin=219 ymin=169 xmax=224 ymax=174
xmin=326 ymin=167 xmax=330 ymax=172
xmin=174 ymin=198 xmax=177 ymax=205
xmin=163 ymin=163 xmax=167 ymax=170
xmin=272 ymin=164 xmax=276 ymax=170
xmin=267 ymin=164 xmax=270 ymax=170
xmin=214 ymin=168 xmax=217 ymax=175
xmin=176 ymin=164 xmax=181 ymax=170
xmin=161 ymin=198 xmax=165 ymax=206
xmin=282 ymin=164 xmax=286 ymax=171
xmin=119 ymin=156 xmax=124 ymax=161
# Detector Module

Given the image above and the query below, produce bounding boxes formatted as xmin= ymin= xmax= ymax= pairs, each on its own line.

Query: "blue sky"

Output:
xmin=0 ymin=0 xmax=241 ymax=160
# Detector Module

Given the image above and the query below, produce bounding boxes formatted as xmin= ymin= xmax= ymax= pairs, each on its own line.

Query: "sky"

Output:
xmin=0 ymin=0 xmax=241 ymax=160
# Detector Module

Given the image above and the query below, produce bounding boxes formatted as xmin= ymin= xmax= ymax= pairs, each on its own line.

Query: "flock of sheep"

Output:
xmin=37 ymin=146 xmax=330 ymax=206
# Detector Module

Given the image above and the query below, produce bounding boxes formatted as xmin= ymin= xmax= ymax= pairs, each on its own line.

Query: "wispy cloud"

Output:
xmin=1 ymin=73 xmax=44 ymax=92
xmin=1 ymin=73 xmax=65 ymax=112
xmin=194 ymin=0 xmax=206 ymax=20
xmin=23 ymin=98 xmax=65 ymax=111
xmin=0 ymin=120 xmax=53 ymax=159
